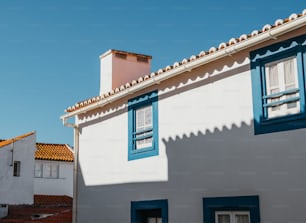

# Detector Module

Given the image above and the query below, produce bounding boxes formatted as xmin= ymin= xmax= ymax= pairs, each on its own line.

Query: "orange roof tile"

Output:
xmin=0 ymin=131 xmax=35 ymax=148
xmin=35 ymin=143 xmax=74 ymax=162
xmin=64 ymin=9 xmax=306 ymax=114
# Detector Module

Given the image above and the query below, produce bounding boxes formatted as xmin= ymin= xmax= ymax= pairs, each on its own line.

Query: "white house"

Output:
xmin=61 ymin=9 xmax=306 ymax=223
xmin=34 ymin=143 xmax=74 ymax=197
xmin=0 ymin=132 xmax=36 ymax=218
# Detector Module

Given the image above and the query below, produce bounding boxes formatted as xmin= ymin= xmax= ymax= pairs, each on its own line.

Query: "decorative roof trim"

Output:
xmin=61 ymin=9 xmax=306 ymax=119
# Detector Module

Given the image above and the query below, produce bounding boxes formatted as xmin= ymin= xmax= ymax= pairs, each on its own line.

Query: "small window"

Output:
xmin=128 ymin=90 xmax=159 ymax=160
xmin=264 ymin=56 xmax=300 ymax=119
xmin=250 ymin=34 xmax=306 ymax=134
xmin=43 ymin=163 xmax=59 ymax=178
xmin=13 ymin=161 xmax=21 ymax=177
xmin=215 ymin=211 xmax=250 ymax=223
xmin=131 ymin=199 xmax=168 ymax=223
xmin=203 ymin=196 xmax=260 ymax=223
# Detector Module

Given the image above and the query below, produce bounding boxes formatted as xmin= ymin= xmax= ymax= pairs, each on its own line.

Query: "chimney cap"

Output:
xmin=100 ymin=49 xmax=152 ymax=59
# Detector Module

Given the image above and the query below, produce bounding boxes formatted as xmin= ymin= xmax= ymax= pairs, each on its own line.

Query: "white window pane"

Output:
xmin=136 ymin=106 xmax=152 ymax=129
xmin=266 ymin=64 xmax=281 ymax=113
xmin=136 ymin=137 xmax=152 ymax=149
xmin=268 ymin=64 xmax=279 ymax=87
xmin=136 ymin=109 xmax=144 ymax=130
xmin=43 ymin=164 xmax=51 ymax=178
xmin=135 ymin=105 xmax=153 ymax=150
xmin=147 ymin=217 xmax=157 ymax=223
xmin=51 ymin=164 xmax=58 ymax=178
xmin=34 ymin=163 xmax=42 ymax=177
xmin=145 ymin=106 xmax=152 ymax=126
xmin=217 ymin=214 xmax=230 ymax=223
xmin=284 ymin=58 xmax=296 ymax=86
xmin=235 ymin=214 xmax=250 ymax=223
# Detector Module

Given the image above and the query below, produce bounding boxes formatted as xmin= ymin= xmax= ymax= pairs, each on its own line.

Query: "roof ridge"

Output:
xmin=64 ymin=9 xmax=306 ymax=114
xmin=0 ymin=131 xmax=36 ymax=148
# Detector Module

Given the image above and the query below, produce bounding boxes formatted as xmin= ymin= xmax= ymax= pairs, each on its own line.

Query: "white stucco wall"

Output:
xmin=34 ymin=160 xmax=73 ymax=197
xmin=76 ymin=30 xmax=306 ymax=223
xmin=0 ymin=134 xmax=35 ymax=205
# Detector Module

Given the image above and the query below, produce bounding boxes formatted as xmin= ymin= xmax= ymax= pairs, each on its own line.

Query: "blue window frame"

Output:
xmin=203 ymin=196 xmax=260 ymax=223
xmin=131 ymin=199 xmax=168 ymax=223
xmin=250 ymin=34 xmax=306 ymax=134
xmin=128 ymin=90 xmax=159 ymax=160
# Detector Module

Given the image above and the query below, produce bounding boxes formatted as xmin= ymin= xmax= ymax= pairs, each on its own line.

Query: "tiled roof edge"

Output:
xmin=0 ymin=131 xmax=36 ymax=148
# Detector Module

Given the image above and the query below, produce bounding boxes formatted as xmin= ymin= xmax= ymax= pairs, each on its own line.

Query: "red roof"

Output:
xmin=1 ymin=195 xmax=72 ymax=223
xmin=35 ymin=143 xmax=74 ymax=162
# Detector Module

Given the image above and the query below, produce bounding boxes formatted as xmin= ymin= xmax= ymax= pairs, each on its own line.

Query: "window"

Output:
xmin=43 ymin=163 xmax=59 ymax=178
xmin=13 ymin=161 xmax=21 ymax=177
xmin=131 ymin=199 xmax=168 ymax=223
xmin=250 ymin=34 xmax=306 ymax=134
xmin=215 ymin=211 xmax=250 ymax=223
xmin=128 ymin=90 xmax=159 ymax=160
xmin=203 ymin=196 xmax=260 ymax=223
xmin=34 ymin=163 xmax=43 ymax=178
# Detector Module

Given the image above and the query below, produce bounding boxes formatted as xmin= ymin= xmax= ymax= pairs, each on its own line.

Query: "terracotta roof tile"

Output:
xmin=0 ymin=132 xmax=35 ymax=148
xmin=1 ymin=195 xmax=72 ymax=223
xmin=65 ymin=9 xmax=306 ymax=114
xmin=35 ymin=143 xmax=74 ymax=162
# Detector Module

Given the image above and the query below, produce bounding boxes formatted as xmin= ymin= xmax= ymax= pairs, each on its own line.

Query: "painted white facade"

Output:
xmin=65 ymin=25 xmax=306 ymax=222
xmin=34 ymin=160 xmax=73 ymax=197
xmin=0 ymin=133 xmax=35 ymax=205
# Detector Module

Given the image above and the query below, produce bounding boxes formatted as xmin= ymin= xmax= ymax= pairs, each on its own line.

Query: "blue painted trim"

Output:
xmin=250 ymin=34 xmax=306 ymax=134
xmin=203 ymin=196 xmax=260 ymax=223
xmin=128 ymin=90 xmax=159 ymax=161
xmin=262 ymin=87 xmax=299 ymax=99
xmin=131 ymin=199 xmax=168 ymax=223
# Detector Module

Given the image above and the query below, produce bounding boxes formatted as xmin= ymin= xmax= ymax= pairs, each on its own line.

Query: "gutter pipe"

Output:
xmin=63 ymin=118 xmax=78 ymax=223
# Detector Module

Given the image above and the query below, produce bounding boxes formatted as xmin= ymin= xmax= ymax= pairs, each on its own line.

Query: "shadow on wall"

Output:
xmin=77 ymin=56 xmax=249 ymax=127
xmin=76 ymin=120 xmax=306 ymax=222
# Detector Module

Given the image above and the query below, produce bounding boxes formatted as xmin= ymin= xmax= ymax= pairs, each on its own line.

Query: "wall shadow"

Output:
xmin=76 ymin=120 xmax=306 ymax=222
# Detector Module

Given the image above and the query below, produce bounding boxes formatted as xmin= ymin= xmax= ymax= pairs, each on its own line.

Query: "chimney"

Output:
xmin=99 ymin=49 xmax=152 ymax=95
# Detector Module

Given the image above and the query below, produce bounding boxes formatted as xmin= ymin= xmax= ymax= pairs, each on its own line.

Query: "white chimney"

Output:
xmin=99 ymin=49 xmax=152 ymax=95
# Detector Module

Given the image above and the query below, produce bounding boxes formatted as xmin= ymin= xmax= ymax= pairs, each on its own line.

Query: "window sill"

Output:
xmin=128 ymin=146 xmax=158 ymax=161
xmin=255 ymin=112 xmax=306 ymax=134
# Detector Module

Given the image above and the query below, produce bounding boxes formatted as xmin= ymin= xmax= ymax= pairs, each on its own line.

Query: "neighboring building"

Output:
xmin=61 ymin=10 xmax=306 ymax=223
xmin=34 ymin=143 xmax=74 ymax=197
xmin=0 ymin=132 xmax=36 ymax=217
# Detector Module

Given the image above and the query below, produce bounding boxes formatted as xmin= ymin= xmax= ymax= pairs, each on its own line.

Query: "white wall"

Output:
xmin=75 ymin=30 xmax=306 ymax=223
xmin=0 ymin=134 xmax=35 ymax=205
xmin=34 ymin=160 xmax=73 ymax=197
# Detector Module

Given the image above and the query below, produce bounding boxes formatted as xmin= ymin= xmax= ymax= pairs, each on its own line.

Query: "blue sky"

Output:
xmin=0 ymin=1 xmax=305 ymax=145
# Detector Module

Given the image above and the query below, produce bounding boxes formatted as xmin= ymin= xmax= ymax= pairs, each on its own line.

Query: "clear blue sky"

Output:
xmin=0 ymin=1 xmax=305 ymax=146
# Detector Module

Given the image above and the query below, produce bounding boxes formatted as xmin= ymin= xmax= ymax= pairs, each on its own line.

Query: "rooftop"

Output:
xmin=63 ymin=9 xmax=306 ymax=116
xmin=35 ymin=143 xmax=74 ymax=162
